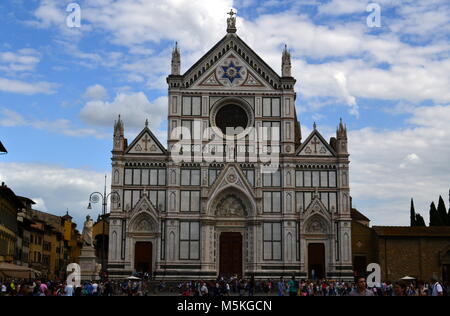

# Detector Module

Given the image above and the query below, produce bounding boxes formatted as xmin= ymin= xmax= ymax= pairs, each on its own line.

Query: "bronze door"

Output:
xmin=219 ymin=233 xmax=243 ymax=278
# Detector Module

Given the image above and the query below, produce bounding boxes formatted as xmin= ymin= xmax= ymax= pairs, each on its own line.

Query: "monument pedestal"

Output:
xmin=79 ymin=246 xmax=100 ymax=281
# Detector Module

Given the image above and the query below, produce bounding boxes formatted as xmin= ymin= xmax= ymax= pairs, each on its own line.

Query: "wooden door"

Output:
xmin=134 ymin=242 xmax=153 ymax=274
xmin=308 ymin=243 xmax=325 ymax=280
xmin=219 ymin=233 xmax=243 ymax=278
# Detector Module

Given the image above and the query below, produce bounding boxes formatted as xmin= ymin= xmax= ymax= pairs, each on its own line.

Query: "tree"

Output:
xmin=429 ymin=202 xmax=445 ymax=226
xmin=415 ymin=214 xmax=426 ymax=227
xmin=437 ymin=196 xmax=449 ymax=226
xmin=410 ymin=199 xmax=416 ymax=226
xmin=448 ymin=191 xmax=450 ymax=226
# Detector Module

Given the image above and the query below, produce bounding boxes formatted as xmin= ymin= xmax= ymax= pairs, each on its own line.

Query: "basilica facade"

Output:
xmin=107 ymin=14 xmax=353 ymax=281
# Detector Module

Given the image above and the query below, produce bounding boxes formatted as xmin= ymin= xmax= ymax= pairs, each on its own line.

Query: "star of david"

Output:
xmin=221 ymin=62 xmax=242 ymax=83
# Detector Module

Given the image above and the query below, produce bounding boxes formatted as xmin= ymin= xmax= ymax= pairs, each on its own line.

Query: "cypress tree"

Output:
xmin=437 ymin=196 xmax=448 ymax=226
xmin=410 ymin=199 xmax=416 ymax=226
xmin=415 ymin=213 xmax=426 ymax=227
xmin=448 ymin=190 xmax=450 ymax=226
xmin=430 ymin=202 xmax=445 ymax=226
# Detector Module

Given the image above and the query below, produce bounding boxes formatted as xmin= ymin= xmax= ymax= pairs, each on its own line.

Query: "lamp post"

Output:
xmin=87 ymin=175 xmax=121 ymax=278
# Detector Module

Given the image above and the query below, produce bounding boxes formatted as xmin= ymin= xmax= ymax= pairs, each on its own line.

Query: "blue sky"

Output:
xmin=0 ymin=0 xmax=449 ymax=228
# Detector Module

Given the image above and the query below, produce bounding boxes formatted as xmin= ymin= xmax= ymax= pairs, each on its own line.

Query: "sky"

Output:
xmin=0 ymin=0 xmax=449 ymax=228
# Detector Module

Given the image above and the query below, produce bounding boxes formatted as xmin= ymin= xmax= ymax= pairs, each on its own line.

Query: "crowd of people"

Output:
xmin=172 ymin=275 xmax=449 ymax=297
xmin=0 ymin=276 xmax=448 ymax=296
xmin=0 ymin=279 xmax=118 ymax=296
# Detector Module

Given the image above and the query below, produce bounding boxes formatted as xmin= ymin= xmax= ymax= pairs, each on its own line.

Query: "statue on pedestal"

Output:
xmin=82 ymin=215 xmax=94 ymax=247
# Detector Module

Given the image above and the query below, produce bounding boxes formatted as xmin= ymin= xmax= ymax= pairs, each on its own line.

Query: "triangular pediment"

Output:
xmin=129 ymin=194 xmax=160 ymax=233
xmin=125 ymin=127 xmax=167 ymax=155
xmin=302 ymin=194 xmax=332 ymax=233
xmin=191 ymin=51 xmax=273 ymax=91
xmin=305 ymin=195 xmax=329 ymax=215
xmin=183 ymin=34 xmax=281 ymax=91
xmin=207 ymin=164 xmax=256 ymax=200
xmin=206 ymin=163 xmax=257 ymax=217
xmin=297 ymin=130 xmax=336 ymax=157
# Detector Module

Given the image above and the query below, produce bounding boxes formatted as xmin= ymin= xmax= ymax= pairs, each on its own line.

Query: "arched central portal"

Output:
xmin=210 ymin=184 xmax=255 ymax=279
xmin=219 ymin=232 xmax=243 ymax=278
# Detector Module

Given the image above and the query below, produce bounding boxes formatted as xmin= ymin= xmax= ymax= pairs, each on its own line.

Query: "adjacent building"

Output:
xmin=351 ymin=211 xmax=450 ymax=283
xmin=1 ymin=182 xmax=83 ymax=280
xmin=0 ymin=183 xmax=22 ymax=264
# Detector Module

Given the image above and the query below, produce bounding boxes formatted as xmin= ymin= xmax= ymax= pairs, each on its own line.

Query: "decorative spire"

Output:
xmin=337 ymin=118 xmax=347 ymax=138
xmin=145 ymin=119 xmax=149 ymax=128
xmin=171 ymin=42 xmax=181 ymax=75
xmin=282 ymin=44 xmax=292 ymax=77
xmin=114 ymin=114 xmax=124 ymax=137
xmin=313 ymin=122 xmax=317 ymax=130
xmin=227 ymin=9 xmax=237 ymax=33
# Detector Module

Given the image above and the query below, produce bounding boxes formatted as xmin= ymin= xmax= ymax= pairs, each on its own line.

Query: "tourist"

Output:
xmin=393 ymin=281 xmax=407 ymax=296
xmin=287 ymin=276 xmax=298 ymax=297
xmin=277 ymin=277 xmax=286 ymax=296
xmin=430 ymin=277 xmax=443 ymax=296
xmin=39 ymin=280 xmax=48 ymax=296
xmin=200 ymin=282 xmax=208 ymax=296
xmin=349 ymin=277 xmax=374 ymax=296
xmin=92 ymin=281 xmax=99 ymax=296
xmin=64 ymin=282 xmax=74 ymax=297
xmin=249 ymin=277 xmax=256 ymax=296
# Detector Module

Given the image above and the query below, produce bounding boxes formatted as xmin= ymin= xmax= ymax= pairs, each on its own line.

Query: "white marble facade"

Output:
xmin=107 ymin=15 xmax=353 ymax=281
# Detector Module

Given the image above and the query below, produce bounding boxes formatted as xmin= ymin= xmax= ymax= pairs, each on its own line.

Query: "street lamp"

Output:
xmin=87 ymin=175 xmax=121 ymax=278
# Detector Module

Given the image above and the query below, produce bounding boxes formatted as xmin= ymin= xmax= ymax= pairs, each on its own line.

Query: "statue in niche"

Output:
xmin=216 ymin=195 xmax=246 ymax=217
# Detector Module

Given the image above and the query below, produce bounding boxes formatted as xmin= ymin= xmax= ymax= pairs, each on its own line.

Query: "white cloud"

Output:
xmin=388 ymin=1 xmax=450 ymax=38
xmin=0 ymin=109 xmax=106 ymax=139
xmin=0 ymin=49 xmax=41 ymax=72
xmin=350 ymin=104 xmax=450 ymax=225
xmin=30 ymin=0 xmax=66 ymax=28
xmin=83 ymin=84 xmax=108 ymax=100
xmin=32 ymin=198 xmax=48 ymax=212
xmin=0 ymin=108 xmax=27 ymax=127
xmin=0 ymin=162 xmax=105 ymax=227
xmin=81 ymin=0 xmax=233 ymax=49
xmin=334 ymin=72 xmax=358 ymax=116
xmin=318 ymin=0 xmax=370 ymax=16
xmin=0 ymin=77 xmax=58 ymax=95
xmin=80 ymin=92 xmax=168 ymax=130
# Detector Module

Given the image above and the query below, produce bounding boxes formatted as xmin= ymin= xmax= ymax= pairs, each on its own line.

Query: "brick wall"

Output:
xmin=377 ymin=237 xmax=449 ymax=282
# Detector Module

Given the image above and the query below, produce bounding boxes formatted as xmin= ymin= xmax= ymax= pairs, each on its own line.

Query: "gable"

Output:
xmin=191 ymin=51 xmax=273 ymax=91
xmin=126 ymin=128 xmax=167 ymax=155
xmin=183 ymin=34 xmax=281 ymax=91
xmin=297 ymin=130 xmax=336 ymax=157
